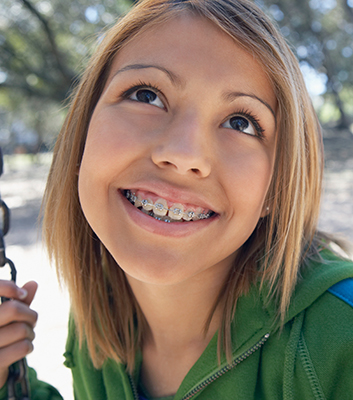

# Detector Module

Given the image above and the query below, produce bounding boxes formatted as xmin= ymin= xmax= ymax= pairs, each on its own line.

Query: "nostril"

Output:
xmin=152 ymin=150 xmax=211 ymax=177
xmin=161 ymin=161 xmax=173 ymax=167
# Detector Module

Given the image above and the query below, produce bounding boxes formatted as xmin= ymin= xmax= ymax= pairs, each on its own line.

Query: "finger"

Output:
xmin=0 ymin=368 xmax=9 ymax=391
xmin=0 ymin=339 xmax=34 ymax=370
xmin=0 ymin=300 xmax=38 ymax=327
xmin=20 ymin=281 xmax=38 ymax=306
xmin=0 ymin=322 xmax=35 ymax=348
xmin=0 ymin=280 xmax=28 ymax=301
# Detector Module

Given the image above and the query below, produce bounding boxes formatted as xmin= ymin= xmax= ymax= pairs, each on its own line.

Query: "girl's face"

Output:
xmin=78 ymin=14 xmax=277 ymax=286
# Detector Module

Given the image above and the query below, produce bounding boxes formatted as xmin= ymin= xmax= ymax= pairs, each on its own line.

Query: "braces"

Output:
xmin=125 ymin=190 xmax=212 ymax=221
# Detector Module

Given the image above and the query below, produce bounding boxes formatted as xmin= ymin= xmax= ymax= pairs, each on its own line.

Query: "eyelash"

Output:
xmin=120 ymin=80 xmax=163 ymax=102
xmin=120 ymin=83 xmax=265 ymax=138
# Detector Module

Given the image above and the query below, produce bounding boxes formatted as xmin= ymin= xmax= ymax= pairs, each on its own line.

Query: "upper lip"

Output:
xmin=122 ymin=181 xmax=218 ymax=213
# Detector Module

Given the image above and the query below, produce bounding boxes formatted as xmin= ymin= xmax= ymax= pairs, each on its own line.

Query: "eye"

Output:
xmin=130 ymin=88 xmax=164 ymax=109
xmin=222 ymin=115 xmax=256 ymax=136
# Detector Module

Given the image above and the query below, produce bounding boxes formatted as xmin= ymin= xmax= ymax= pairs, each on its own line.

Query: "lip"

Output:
xmin=122 ymin=181 xmax=218 ymax=212
xmin=119 ymin=190 xmax=219 ymax=238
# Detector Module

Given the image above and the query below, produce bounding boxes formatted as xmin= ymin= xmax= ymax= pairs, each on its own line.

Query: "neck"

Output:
xmin=126 ymin=266 xmax=228 ymax=397
xmin=127 ymin=268 xmax=226 ymax=349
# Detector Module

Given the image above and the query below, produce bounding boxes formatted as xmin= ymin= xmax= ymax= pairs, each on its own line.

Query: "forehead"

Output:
xmin=107 ymin=14 xmax=276 ymax=112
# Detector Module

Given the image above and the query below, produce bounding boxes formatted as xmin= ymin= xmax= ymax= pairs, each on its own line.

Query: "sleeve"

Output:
xmin=296 ymin=287 xmax=353 ymax=400
xmin=0 ymin=365 xmax=63 ymax=400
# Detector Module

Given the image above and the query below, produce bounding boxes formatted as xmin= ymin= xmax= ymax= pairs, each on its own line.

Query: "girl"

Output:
xmin=1 ymin=0 xmax=353 ymax=399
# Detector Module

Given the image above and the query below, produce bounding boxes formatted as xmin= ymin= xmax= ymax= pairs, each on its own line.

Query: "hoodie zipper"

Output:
xmin=128 ymin=333 xmax=270 ymax=400
xmin=181 ymin=333 xmax=270 ymax=400
xmin=128 ymin=373 xmax=140 ymax=400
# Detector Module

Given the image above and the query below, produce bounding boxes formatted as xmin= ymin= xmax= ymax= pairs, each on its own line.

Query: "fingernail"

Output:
xmin=18 ymin=288 xmax=28 ymax=299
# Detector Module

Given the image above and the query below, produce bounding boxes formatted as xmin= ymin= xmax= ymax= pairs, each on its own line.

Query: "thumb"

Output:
xmin=20 ymin=281 xmax=38 ymax=306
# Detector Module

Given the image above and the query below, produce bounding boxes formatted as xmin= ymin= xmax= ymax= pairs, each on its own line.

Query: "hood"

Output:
xmin=175 ymin=249 xmax=353 ymax=399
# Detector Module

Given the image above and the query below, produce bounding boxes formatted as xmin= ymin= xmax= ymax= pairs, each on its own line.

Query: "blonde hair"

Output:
xmin=43 ymin=0 xmax=329 ymax=371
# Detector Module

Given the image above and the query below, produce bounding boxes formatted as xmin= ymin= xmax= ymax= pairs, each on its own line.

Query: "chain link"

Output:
xmin=0 ymin=148 xmax=31 ymax=399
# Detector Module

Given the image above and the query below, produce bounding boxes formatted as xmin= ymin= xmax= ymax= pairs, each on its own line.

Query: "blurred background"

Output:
xmin=0 ymin=0 xmax=352 ymax=399
xmin=1 ymin=0 xmax=353 ymax=154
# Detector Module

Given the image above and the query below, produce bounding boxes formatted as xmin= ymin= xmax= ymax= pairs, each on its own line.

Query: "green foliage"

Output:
xmin=0 ymin=0 xmax=352 ymax=153
xmin=259 ymin=0 xmax=353 ymax=130
xmin=0 ymin=0 xmax=133 ymax=153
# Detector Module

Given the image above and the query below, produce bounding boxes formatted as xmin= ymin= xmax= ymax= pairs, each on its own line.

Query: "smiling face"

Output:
xmin=78 ymin=14 xmax=277 ymax=286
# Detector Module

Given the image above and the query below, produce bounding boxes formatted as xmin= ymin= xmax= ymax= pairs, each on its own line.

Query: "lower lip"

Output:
xmin=119 ymin=191 xmax=218 ymax=238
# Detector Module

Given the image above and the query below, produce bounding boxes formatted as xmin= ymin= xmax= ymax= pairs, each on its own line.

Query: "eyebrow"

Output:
xmin=112 ymin=63 xmax=277 ymax=125
xmin=224 ymin=92 xmax=277 ymax=125
xmin=112 ymin=64 xmax=183 ymax=87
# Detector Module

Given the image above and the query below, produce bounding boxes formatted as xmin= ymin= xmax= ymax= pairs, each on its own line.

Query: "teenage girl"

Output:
xmin=1 ymin=1 xmax=353 ymax=399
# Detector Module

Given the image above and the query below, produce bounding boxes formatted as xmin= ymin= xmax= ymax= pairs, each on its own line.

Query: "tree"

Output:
xmin=259 ymin=0 xmax=353 ymax=130
xmin=0 ymin=0 xmax=133 ymax=152
xmin=1 ymin=0 xmax=352 ymax=153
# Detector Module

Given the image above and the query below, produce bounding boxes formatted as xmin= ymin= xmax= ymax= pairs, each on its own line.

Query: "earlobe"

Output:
xmin=261 ymin=205 xmax=270 ymax=218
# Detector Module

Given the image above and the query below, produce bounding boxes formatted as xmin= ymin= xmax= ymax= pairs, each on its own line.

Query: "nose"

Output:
xmin=151 ymin=115 xmax=212 ymax=178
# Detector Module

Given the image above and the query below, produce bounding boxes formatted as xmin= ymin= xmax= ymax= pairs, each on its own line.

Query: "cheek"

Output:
xmin=78 ymin=108 xmax=152 ymax=188
xmin=223 ymin=145 xmax=274 ymax=208
xmin=77 ymin=106 xmax=158 ymax=230
xmin=77 ymin=154 xmax=102 ymax=231
xmin=86 ymin=105 xmax=164 ymax=155
xmin=84 ymin=111 xmax=139 ymax=160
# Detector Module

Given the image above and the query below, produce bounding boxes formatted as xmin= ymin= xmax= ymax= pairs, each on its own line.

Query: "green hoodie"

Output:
xmin=1 ymin=250 xmax=353 ymax=399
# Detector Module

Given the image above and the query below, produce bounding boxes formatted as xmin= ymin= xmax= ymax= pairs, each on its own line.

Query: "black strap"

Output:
xmin=0 ymin=148 xmax=31 ymax=399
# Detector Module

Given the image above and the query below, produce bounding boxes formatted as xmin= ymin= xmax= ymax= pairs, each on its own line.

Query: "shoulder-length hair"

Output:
xmin=43 ymin=0 xmax=327 ymax=372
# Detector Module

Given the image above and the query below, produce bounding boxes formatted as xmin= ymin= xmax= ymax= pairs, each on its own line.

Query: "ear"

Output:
xmin=260 ymin=204 xmax=270 ymax=218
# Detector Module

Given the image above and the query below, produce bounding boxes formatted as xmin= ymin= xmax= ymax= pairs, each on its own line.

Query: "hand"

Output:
xmin=0 ymin=280 xmax=38 ymax=389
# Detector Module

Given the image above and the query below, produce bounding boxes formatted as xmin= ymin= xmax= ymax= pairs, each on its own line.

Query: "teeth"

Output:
xmin=134 ymin=194 xmax=143 ymax=208
xmin=153 ymin=198 xmax=168 ymax=216
xmin=125 ymin=190 xmax=213 ymax=222
xmin=183 ymin=210 xmax=194 ymax=221
xmin=141 ymin=198 xmax=154 ymax=211
xmin=168 ymin=203 xmax=184 ymax=220
xmin=192 ymin=207 xmax=202 ymax=221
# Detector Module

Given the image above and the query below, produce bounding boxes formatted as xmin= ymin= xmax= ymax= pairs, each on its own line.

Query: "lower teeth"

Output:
xmin=152 ymin=215 xmax=172 ymax=223
xmin=142 ymin=208 xmax=175 ymax=222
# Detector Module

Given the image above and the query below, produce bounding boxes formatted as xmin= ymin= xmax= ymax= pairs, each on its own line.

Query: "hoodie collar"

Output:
xmin=175 ymin=250 xmax=353 ymax=399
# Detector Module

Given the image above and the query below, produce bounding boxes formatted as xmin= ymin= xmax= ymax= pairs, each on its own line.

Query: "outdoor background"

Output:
xmin=0 ymin=0 xmax=352 ymax=399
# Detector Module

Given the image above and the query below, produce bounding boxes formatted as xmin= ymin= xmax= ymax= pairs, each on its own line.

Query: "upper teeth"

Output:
xmin=125 ymin=190 xmax=212 ymax=222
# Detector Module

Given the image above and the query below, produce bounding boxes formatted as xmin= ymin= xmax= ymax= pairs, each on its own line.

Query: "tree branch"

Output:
xmin=19 ymin=0 xmax=74 ymax=85
xmin=0 ymin=37 xmax=64 ymax=90
xmin=0 ymin=81 xmax=67 ymax=102
xmin=343 ymin=0 xmax=353 ymax=21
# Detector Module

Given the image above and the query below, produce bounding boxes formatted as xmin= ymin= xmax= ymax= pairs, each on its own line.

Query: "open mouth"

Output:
xmin=123 ymin=190 xmax=216 ymax=223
